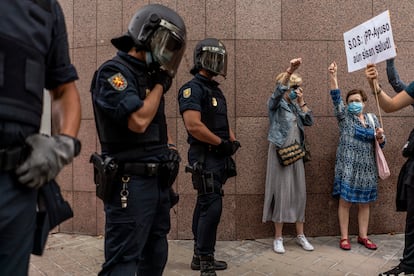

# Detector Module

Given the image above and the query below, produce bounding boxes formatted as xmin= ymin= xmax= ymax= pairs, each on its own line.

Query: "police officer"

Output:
xmin=90 ymin=4 xmax=186 ymax=276
xmin=0 ymin=1 xmax=82 ymax=275
xmin=178 ymin=38 xmax=240 ymax=276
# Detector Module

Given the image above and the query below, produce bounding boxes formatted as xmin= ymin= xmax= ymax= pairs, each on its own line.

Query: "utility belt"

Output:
xmin=90 ymin=152 xmax=179 ymax=202
xmin=120 ymin=162 xmax=160 ymax=176
xmin=0 ymin=145 xmax=28 ymax=171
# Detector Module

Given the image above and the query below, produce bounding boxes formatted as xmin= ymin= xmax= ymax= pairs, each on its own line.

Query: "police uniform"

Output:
xmin=91 ymin=51 xmax=172 ymax=276
xmin=0 ymin=1 xmax=78 ymax=275
xmin=178 ymin=73 xmax=230 ymax=258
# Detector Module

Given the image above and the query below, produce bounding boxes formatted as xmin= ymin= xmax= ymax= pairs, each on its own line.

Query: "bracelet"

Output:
xmin=300 ymin=103 xmax=307 ymax=108
xmin=168 ymin=143 xmax=176 ymax=148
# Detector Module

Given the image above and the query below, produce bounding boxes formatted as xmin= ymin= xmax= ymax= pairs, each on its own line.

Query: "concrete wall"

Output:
xmin=57 ymin=0 xmax=414 ymax=240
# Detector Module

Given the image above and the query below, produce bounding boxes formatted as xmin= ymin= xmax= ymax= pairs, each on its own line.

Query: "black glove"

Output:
xmin=15 ymin=134 xmax=81 ymax=189
xmin=231 ymin=140 xmax=241 ymax=154
xmin=153 ymin=70 xmax=172 ymax=94
xmin=215 ymin=139 xmax=241 ymax=157
xmin=168 ymin=148 xmax=181 ymax=163
xmin=215 ymin=139 xmax=233 ymax=156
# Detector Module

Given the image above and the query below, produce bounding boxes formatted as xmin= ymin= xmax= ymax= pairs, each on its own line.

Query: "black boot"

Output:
xmin=200 ymin=255 xmax=216 ymax=276
xmin=191 ymin=254 xmax=227 ymax=270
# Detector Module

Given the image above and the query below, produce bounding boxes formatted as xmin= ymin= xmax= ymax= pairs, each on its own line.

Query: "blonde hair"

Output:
xmin=275 ymin=72 xmax=302 ymax=87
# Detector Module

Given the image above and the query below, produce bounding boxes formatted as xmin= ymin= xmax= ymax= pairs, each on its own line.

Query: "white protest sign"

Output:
xmin=343 ymin=10 xmax=396 ymax=72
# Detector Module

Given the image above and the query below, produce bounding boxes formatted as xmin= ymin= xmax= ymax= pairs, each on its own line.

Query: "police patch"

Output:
xmin=108 ymin=73 xmax=127 ymax=91
xmin=183 ymin=88 xmax=191 ymax=98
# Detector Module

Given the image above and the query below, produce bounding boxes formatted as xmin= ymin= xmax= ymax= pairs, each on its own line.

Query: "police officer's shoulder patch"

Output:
xmin=183 ymin=88 xmax=191 ymax=98
xmin=107 ymin=73 xmax=128 ymax=91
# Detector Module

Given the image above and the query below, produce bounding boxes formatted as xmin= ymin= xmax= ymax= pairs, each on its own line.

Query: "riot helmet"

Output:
xmin=111 ymin=4 xmax=186 ymax=77
xmin=190 ymin=38 xmax=227 ymax=77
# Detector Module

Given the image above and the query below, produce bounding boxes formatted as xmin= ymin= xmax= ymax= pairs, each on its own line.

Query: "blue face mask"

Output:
xmin=347 ymin=102 xmax=363 ymax=114
xmin=289 ymin=89 xmax=297 ymax=100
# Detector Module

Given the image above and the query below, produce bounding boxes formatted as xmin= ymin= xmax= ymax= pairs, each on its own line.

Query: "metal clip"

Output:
xmin=146 ymin=163 xmax=158 ymax=176
xmin=120 ymin=176 xmax=130 ymax=208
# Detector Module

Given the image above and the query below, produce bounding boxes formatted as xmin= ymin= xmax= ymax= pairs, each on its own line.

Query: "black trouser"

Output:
xmin=0 ymin=172 xmax=37 ymax=276
xmin=401 ymin=183 xmax=414 ymax=272
xmin=189 ymin=149 xmax=226 ymax=256
xmin=192 ymin=191 xmax=223 ymax=256
xmin=99 ymin=173 xmax=171 ymax=276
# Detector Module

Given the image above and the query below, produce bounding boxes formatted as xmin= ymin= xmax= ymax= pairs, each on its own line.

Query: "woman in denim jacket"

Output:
xmin=262 ymin=58 xmax=314 ymax=254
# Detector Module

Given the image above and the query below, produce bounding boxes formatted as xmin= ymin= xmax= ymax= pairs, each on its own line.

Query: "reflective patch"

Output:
xmin=107 ymin=73 xmax=128 ymax=91
xmin=183 ymin=88 xmax=191 ymax=98
xmin=211 ymin=97 xmax=217 ymax=107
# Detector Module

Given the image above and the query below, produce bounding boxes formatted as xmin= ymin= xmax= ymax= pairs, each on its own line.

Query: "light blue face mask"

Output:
xmin=347 ymin=102 xmax=363 ymax=114
xmin=289 ymin=89 xmax=297 ymax=100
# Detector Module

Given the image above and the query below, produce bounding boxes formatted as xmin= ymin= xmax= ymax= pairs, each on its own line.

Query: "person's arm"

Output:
xmin=328 ymin=61 xmax=346 ymax=122
xmin=182 ymin=110 xmax=222 ymax=146
xmin=366 ymin=64 xmax=414 ymax=112
xmin=386 ymin=58 xmax=407 ymax=93
xmin=328 ymin=61 xmax=339 ymax=90
xmin=167 ymin=131 xmax=178 ymax=149
xmin=229 ymin=128 xmax=236 ymax=142
xmin=50 ymin=81 xmax=81 ymax=137
xmin=281 ymin=57 xmax=302 ymax=86
xmin=128 ymin=84 xmax=164 ymax=133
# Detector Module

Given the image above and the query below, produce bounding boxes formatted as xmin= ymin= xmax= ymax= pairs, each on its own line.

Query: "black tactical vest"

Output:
xmin=193 ymin=77 xmax=230 ymax=140
xmin=91 ymin=56 xmax=168 ymax=154
xmin=0 ymin=0 xmax=54 ymax=129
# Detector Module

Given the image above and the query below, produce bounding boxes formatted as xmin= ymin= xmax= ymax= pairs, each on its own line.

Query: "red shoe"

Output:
xmin=357 ymin=236 xmax=377 ymax=250
xmin=339 ymin=238 xmax=351 ymax=250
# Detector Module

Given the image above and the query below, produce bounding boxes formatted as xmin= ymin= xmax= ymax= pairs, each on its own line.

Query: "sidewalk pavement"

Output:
xmin=29 ymin=233 xmax=404 ymax=276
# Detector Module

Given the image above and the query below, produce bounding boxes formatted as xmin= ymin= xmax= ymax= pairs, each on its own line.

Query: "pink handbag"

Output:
xmin=367 ymin=113 xmax=390 ymax=180
xmin=375 ymin=138 xmax=390 ymax=179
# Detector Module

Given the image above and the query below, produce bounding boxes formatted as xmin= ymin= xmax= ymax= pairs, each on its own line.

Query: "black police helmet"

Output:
xmin=190 ymin=38 xmax=227 ymax=77
xmin=111 ymin=4 xmax=187 ymax=76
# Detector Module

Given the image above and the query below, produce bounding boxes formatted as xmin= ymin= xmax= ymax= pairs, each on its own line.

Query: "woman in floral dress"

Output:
xmin=328 ymin=61 xmax=385 ymax=251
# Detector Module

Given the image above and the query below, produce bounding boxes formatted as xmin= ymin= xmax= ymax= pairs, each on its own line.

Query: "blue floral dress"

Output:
xmin=330 ymin=89 xmax=382 ymax=203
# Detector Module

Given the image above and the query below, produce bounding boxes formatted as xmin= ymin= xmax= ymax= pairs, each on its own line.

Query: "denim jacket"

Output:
xmin=267 ymin=84 xmax=314 ymax=147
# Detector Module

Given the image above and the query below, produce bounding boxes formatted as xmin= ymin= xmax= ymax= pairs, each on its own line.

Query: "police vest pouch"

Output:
xmin=276 ymin=141 xmax=305 ymax=166
xmin=90 ymin=153 xmax=118 ymax=201
xmin=224 ymin=156 xmax=237 ymax=178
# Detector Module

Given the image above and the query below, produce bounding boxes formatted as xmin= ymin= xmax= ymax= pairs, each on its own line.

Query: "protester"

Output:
xmin=328 ymin=61 xmax=385 ymax=251
xmin=90 ymin=4 xmax=186 ymax=275
xmin=0 ymin=1 xmax=81 ymax=275
xmin=262 ymin=58 xmax=314 ymax=254
xmin=366 ymin=63 xmax=414 ymax=276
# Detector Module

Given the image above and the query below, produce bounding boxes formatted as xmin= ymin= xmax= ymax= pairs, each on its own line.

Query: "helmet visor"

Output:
xmin=150 ymin=19 xmax=186 ymax=77
xmin=200 ymin=46 xmax=227 ymax=77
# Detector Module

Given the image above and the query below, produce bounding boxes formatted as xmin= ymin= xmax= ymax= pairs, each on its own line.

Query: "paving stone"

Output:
xmin=28 ymin=233 xmax=403 ymax=275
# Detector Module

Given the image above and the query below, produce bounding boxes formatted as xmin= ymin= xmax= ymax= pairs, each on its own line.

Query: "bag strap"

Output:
xmin=367 ymin=113 xmax=375 ymax=129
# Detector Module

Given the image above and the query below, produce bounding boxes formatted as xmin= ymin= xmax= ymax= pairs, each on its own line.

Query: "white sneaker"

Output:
xmin=273 ymin=237 xmax=285 ymax=254
xmin=296 ymin=234 xmax=314 ymax=251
